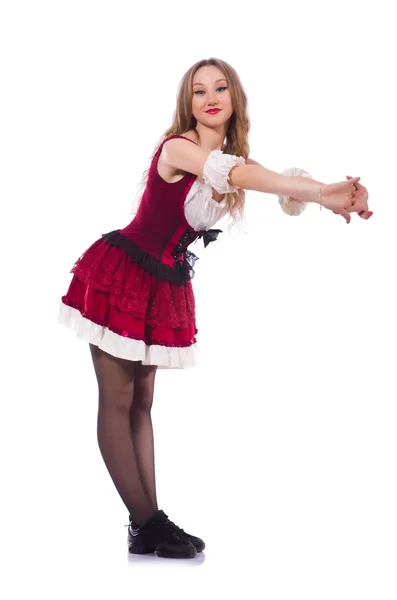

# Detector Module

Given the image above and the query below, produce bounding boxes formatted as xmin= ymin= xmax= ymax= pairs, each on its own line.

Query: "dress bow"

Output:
xmin=197 ymin=228 xmax=223 ymax=248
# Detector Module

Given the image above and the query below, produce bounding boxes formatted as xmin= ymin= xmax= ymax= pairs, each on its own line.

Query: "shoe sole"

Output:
xmin=129 ymin=545 xmax=197 ymax=559
xmin=155 ymin=548 xmax=197 ymax=559
xmin=129 ymin=542 xmax=205 ymax=553
xmin=128 ymin=545 xmax=155 ymax=554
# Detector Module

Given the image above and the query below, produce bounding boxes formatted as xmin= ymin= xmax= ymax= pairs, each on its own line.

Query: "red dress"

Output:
xmin=58 ymin=135 xmax=221 ymax=369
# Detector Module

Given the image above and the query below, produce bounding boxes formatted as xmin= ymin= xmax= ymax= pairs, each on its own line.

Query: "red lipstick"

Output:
xmin=205 ymin=109 xmax=221 ymax=114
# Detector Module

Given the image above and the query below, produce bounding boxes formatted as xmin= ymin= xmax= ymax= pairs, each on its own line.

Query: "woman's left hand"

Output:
xmin=345 ymin=175 xmax=373 ymax=219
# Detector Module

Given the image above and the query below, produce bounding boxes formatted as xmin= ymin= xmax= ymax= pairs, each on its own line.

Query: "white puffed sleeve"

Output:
xmin=202 ymin=150 xmax=246 ymax=194
xmin=184 ymin=178 xmax=229 ymax=231
xmin=278 ymin=167 xmax=313 ymax=216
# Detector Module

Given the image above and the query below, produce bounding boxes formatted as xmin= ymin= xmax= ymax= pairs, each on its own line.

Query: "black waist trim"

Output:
xmin=101 ymin=229 xmax=193 ymax=287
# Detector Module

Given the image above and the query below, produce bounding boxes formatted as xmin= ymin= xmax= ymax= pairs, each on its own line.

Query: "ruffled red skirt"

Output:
xmin=58 ymin=236 xmax=198 ymax=368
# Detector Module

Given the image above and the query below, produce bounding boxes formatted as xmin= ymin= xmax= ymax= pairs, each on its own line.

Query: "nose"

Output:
xmin=207 ymin=91 xmax=218 ymax=106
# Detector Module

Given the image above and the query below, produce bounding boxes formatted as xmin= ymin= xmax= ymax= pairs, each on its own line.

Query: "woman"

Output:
xmin=58 ymin=57 xmax=371 ymax=560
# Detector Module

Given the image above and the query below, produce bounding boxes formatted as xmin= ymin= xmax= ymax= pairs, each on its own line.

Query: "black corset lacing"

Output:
xmin=172 ymin=228 xmax=222 ymax=285
xmin=101 ymin=228 xmax=222 ymax=287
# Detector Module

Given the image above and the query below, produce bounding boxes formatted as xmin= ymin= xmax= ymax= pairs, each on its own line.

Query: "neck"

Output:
xmin=194 ymin=123 xmax=227 ymax=151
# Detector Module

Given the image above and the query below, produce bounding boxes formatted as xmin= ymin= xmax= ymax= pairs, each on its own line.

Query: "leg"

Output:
xmin=89 ymin=344 xmax=155 ymax=526
xmin=130 ymin=362 xmax=158 ymax=511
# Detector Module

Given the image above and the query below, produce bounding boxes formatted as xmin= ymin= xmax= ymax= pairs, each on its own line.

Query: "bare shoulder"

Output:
xmin=158 ymin=130 xmax=210 ymax=182
xmin=157 ymin=132 xmax=196 ymax=183
xmin=178 ymin=130 xmax=198 ymax=143
xmin=246 ymin=157 xmax=262 ymax=166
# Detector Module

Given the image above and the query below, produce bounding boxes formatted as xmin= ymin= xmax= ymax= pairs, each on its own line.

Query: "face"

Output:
xmin=192 ymin=66 xmax=233 ymax=128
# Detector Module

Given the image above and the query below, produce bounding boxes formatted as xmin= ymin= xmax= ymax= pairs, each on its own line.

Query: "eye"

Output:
xmin=193 ymin=86 xmax=228 ymax=95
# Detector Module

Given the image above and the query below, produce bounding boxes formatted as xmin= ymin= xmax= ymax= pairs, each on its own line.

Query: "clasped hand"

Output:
xmin=321 ymin=175 xmax=373 ymax=224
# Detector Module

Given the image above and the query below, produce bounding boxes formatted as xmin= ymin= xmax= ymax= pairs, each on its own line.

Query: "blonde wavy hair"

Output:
xmin=131 ymin=57 xmax=251 ymax=225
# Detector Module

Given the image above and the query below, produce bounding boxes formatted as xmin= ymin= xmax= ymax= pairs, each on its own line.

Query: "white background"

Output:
xmin=1 ymin=0 xmax=396 ymax=598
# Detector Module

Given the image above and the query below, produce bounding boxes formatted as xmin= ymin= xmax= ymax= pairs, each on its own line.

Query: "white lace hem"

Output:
xmin=58 ymin=303 xmax=197 ymax=369
xmin=203 ymin=150 xmax=246 ymax=194
xmin=278 ymin=167 xmax=312 ymax=216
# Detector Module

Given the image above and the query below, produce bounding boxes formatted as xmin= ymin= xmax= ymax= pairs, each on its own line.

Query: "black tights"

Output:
xmin=89 ymin=344 xmax=158 ymax=526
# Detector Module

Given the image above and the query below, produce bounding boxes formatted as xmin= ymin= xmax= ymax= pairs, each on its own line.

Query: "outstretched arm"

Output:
xmin=162 ymin=140 xmax=359 ymax=222
xmin=247 ymin=158 xmax=321 ymax=203
xmin=162 ymin=139 xmax=323 ymax=204
xmin=286 ymin=175 xmax=323 ymax=202
xmin=232 ymin=159 xmax=323 ymax=204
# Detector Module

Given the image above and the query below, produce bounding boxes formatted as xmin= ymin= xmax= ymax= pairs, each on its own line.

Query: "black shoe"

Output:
xmin=159 ymin=510 xmax=205 ymax=553
xmin=127 ymin=509 xmax=197 ymax=559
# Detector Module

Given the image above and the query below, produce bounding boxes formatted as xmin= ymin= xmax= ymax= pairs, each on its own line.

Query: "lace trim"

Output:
xmin=61 ymin=297 xmax=198 ymax=347
xmin=101 ymin=230 xmax=192 ymax=286
xmin=69 ymin=257 xmax=197 ymax=330
xmin=101 ymin=228 xmax=222 ymax=287
xmin=58 ymin=302 xmax=198 ymax=368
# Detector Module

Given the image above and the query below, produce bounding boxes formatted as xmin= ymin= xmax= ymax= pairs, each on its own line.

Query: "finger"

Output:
xmin=341 ymin=209 xmax=351 ymax=224
xmin=347 ymin=175 xmax=364 ymax=192
xmin=337 ymin=178 xmax=360 ymax=186
xmin=347 ymin=200 xmax=365 ymax=212
xmin=347 ymin=175 xmax=364 ymax=186
xmin=339 ymin=177 xmax=360 ymax=189
xmin=359 ymin=211 xmax=373 ymax=219
xmin=326 ymin=178 xmax=361 ymax=193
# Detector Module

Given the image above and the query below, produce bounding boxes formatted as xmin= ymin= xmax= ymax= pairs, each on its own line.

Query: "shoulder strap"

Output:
xmin=157 ymin=134 xmax=197 ymax=153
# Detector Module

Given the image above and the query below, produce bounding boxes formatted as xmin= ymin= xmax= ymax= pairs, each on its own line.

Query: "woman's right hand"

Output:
xmin=346 ymin=175 xmax=372 ymax=220
xmin=318 ymin=177 xmax=361 ymax=224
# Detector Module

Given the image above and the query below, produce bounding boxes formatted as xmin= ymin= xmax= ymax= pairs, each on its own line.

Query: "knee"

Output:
xmin=98 ymin=388 xmax=133 ymax=414
xmin=132 ymin=367 xmax=156 ymax=413
xmin=132 ymin=393 xmax=153 ymax=414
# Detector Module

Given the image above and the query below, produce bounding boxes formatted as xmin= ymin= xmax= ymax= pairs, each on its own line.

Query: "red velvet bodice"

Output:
xmin=119 ymin=135 xmax=198 ymax=267
xmin=101 ymin=135 xmax=221 ymax=286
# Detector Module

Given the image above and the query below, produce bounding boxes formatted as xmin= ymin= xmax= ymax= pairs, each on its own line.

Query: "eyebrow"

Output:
xmin=192 ymin=79 xmax=228 ymax=86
